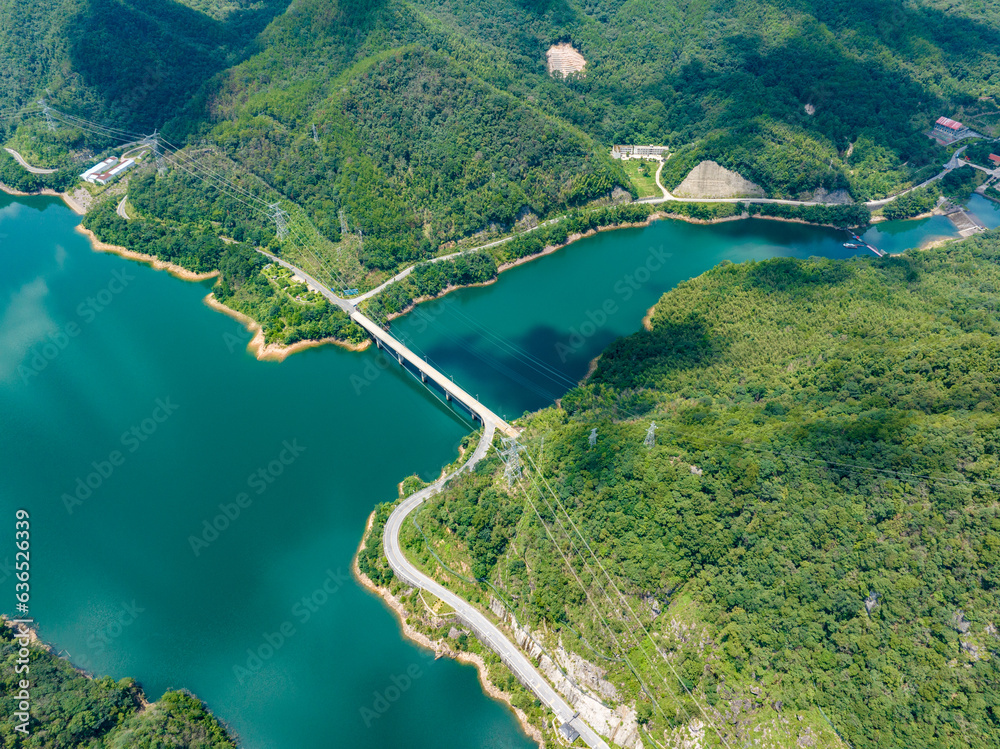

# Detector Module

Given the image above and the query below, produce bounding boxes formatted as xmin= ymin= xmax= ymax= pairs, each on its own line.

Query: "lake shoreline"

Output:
xmin=203 ymin=293 xmax=370 ymax=359
xmin=351 ymin=511 xmax=545 ymax=747
xmin=75 ymin=224 xmax=219 ymax=282
xmin=0 ymin=181 xmax=87 ymax=215
xmin=72 ymin=222 xmax=368 ymax=359
xmin=373 ymin=208 xmax=868 ymax=323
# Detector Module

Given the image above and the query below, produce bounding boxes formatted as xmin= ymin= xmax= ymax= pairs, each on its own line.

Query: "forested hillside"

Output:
xmin=0 ymin=0 xmax=285 ymax=136
xmin=0 ymin=624 xmax=236 ymax=748
xmin=402 ymin=233 xmax=1000 ymax=748
xmin=5 ymin=0 xmax=1000 ymax=284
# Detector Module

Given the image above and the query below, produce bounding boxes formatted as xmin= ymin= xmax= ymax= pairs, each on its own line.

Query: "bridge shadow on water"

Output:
xmin=393 ymin=320 xmax=622 ymax=419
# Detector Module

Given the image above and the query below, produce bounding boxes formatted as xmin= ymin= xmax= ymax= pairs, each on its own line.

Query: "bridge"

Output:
xmin=257 ymin=250 xmax=517 ymax=439
xmin=260 ymin=251 xmax=613 ymax=747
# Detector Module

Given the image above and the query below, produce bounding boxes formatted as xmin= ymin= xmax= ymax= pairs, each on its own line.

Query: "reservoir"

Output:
xmin=0 ymin=191 xmax=982 ymax=748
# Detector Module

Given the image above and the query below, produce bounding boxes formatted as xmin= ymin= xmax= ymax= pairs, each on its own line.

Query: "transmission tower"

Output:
xmin=38 ymin=99 xmax=56 ymax=132
xmin=144 ymin=130 xmax=166 ymax=175
xmin=588 ymin=428 xmax=597 ymax=448
xmin=500 ymin=438 xmax=523 ymax=486
xmin=269 ymin=203 xmax=290 ymax=240
xmin=312 ymin=123 xmax=319 ymax=144
xmin=644 ymin=421 xmax=657 ymax=449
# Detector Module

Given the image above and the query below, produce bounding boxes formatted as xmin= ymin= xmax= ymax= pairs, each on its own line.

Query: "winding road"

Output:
xmin=353 ymin=219 xmax=559 ymax=305
xmin=382 ymin=422 xmax=610 ymax=749
xmin=4 ymin=147 xmax=58 ymax=174
xmin=116 ymin=195 xmax=130 ymax=221
xmin=644 ymin=149 xmax=967 ymax=209
xmin=257 ymin=248 xmax=609 ymax=747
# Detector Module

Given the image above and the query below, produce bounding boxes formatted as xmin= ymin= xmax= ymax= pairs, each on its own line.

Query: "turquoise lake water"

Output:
xmin=0 ymin=191 xmax=982 ymax=747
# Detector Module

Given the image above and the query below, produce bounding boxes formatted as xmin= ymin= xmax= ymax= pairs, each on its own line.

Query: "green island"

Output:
xmin=1 ymin=623 xmax=236 ymax=748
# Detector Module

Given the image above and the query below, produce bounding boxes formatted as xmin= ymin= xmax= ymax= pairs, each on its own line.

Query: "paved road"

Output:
xmin=116 ymin=195 xmax=130 ymax=221
xmin=4 ymin=147 xmax=57 ymax=174
xmin=258 ymin=250 xmax=517 ymax=437
xmin=257 ymin=249 xmax=356 ymax=313
xmin=258 ymin=248 xmax=606 ymax=745
xmin=640 ymin=151 xmax=963 ymax=209
xmin=352 ymin=219 xmax=558 ymax=305
xmin=653 ymin=158 xmax=670 ymax=199
xmin=383 ymin=423 xmax=610 ymax=749
xmin=349 ymin=311 xmax=517 ymax=439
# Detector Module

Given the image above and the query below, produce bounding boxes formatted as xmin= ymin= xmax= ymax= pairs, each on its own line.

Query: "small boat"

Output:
xmin=843 ymin=242 xmax=861 ymax=248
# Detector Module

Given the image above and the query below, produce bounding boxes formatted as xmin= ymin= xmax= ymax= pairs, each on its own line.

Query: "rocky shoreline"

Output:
xmin=350 ymin=510 xmax=546 ymax=746
xmin=203 ymin=293 xmax=369 ymax=360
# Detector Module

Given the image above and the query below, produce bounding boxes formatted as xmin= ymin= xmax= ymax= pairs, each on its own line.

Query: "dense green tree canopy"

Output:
xmin=413 ymin=231 xmax=1000 ymax=748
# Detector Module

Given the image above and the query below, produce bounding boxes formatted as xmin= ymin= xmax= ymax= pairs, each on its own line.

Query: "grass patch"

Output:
xmin=621 ymin=158 xmax=662 ymax=199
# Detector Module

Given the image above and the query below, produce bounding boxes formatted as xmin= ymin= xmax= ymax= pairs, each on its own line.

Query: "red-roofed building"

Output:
xmin=989 ymin=154 xmax=1000 ymax=167
xmin=933 ymin=116 xmax=972 ymax=141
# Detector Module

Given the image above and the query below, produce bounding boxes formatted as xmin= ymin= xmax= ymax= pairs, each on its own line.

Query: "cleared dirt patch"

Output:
xmin=547 ymin=43 xmax=586 ymax=77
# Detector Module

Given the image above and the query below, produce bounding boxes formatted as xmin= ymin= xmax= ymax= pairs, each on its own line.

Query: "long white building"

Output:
xmin=80 ymin=157 xmax=118 ymax=183
xmin=80 ymin=156 xmax=135 ymax=185
xmin=93 ymin=159 xmax=135 ymax=186
xmin=611 ymin=144 xmax=669 ymax=160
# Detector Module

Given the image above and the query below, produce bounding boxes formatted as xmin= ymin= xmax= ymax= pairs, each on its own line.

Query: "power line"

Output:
xmin=517 ymin=447 xmax=735 ymax=747
xmin=39 ymin=99 xmax=56 ymax=131
xmin=499 ymin=446 xmax=680 ymax=723
xmin=35 ymin=108 xmax=354 ymax=294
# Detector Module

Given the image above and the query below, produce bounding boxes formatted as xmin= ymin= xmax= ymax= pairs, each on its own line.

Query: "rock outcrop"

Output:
xmin=808 ymin=187 xmax=853 ymax=204
xmin=490 ymin=598 xmax=643 ymax=748
xmin=674 ymin=160 xmax=765 ymax=199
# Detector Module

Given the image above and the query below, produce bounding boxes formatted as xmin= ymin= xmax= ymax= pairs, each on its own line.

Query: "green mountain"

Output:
xmin=0 ymin=0 xmax=285 ymax=125
xmin=399 ymin=232 xmax=1000 ymax=748
xmin=5 ymin=0 xmax=1000 ymax=287
xmin=5 ymin=2 xmax=1000 ymax=745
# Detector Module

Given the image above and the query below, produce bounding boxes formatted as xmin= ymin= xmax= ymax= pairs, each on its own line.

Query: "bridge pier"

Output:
xmin=445 ymin=392 xmax=451 ymax=401
xmin=421 ymin=372 xmax=426 ymax=383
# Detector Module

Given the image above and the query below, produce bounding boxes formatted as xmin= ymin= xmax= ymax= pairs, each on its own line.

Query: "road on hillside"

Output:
xmin=644 ymin=148 xmax=970 ymax=209
xmin=382 ymin=423 xmax=611 ymax=749
xmin=4 ymin=147 xmax=58 ymax=174
xmin=116 ymin=195 xmax=130 ymax=221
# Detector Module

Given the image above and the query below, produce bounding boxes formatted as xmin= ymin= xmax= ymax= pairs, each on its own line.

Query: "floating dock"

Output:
xmin=847 ymin=231 xmax=885 ymax=257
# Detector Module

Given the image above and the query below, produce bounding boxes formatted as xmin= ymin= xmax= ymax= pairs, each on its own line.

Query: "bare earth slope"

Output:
xmin=674 ymin=159 xmax=767 ymax=198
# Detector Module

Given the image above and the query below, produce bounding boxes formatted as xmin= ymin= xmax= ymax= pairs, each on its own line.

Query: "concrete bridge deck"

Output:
xmin=349 ymin=311 xmax=518 ymax=438
xmin=257 ymin=250 xmax=517 ymax=438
